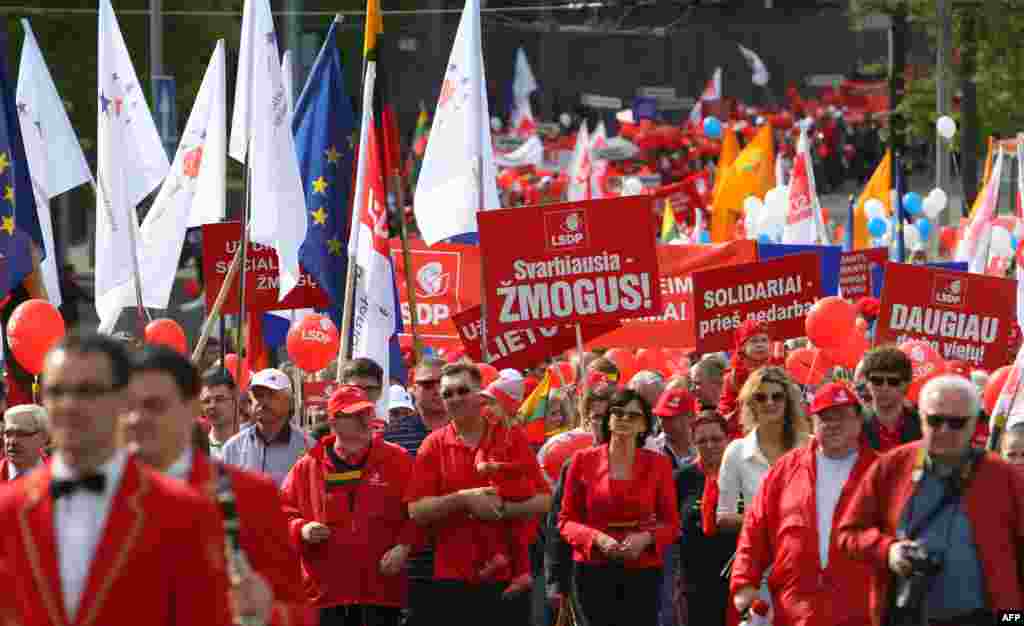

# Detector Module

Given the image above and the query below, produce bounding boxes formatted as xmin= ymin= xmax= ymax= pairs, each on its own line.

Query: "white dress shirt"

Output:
xmin=51 ymin=450 xmax=128 ymax=620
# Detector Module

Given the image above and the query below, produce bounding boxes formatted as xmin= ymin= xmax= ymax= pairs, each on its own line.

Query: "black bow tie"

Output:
xmin=50 ymin=474 xmax=106 ymax=500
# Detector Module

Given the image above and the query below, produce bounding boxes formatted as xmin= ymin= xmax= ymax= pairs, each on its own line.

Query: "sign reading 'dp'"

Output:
xmin=691 ymin=252 xmax=823 ymax=353
xmin=478 ymin=197 xmax=661 ymax=333
xmin=876 ymin=263 xmax=1016 ymax=369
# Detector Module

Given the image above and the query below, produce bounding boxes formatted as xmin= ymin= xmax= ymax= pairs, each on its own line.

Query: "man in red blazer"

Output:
xmin=836 ymin=374 xmax=1024 ymax=626
xmin=123 ymin=345 xmax=312 ymax=626
xmin=0 ymin=333 xmax=234 ymax=626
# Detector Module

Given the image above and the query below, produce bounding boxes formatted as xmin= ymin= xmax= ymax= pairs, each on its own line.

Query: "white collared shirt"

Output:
xmin=51 ymin=450 xmax=128 ymax=620
xmin=164 ymin=447 xmax=193 ymax=481
xmin=717 ymin=428 xmax=773 ymax=515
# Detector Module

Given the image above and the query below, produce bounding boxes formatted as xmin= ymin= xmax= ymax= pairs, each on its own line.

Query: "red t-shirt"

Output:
xmin=875 ymin=416 xmax=904 ymax=453
xmin=404 ymin=421 xmax=550 ymax=583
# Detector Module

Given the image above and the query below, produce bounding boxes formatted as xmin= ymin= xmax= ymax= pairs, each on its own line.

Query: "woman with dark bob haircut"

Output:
xmin=558 ymin=388 xmax=680 ymax=626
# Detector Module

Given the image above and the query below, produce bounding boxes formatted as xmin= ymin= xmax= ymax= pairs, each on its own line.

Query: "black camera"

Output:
xmin=887 ymin=544 xmax=943 ymax=626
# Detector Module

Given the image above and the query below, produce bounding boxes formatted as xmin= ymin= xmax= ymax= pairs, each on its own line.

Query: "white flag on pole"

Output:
xmin=738 ymin=44 xmax=771 ymax=87
xmin=281 ymin=49 xmax=296 ymax=120
xmin=229 ymin=0 xmax=307 ymax=299
xmin=414 ymin=0 xmax=499 ymax=246
xmin=590 ymin=120 xmax=608 ymax=200
xmin=688 ymin=67 xmax=722 ymax=125
xmin=95 ymin=0 xmax=170 ymax=332
xmin=956 ymin=148 xmax=1003 ymax=274
xmin=100 ymin=40 xmax=227 ymax=324
xmin=510 ymin=47 xmax=537 ymax=137
xmin=566 ymin=121 xmax=592 ymax=202
xmin=16 ymin=19 xmax=94 ymax=307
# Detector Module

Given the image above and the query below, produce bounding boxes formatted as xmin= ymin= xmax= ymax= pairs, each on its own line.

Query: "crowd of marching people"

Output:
xmin=0 ymin=315 xmax=1021 ymax=626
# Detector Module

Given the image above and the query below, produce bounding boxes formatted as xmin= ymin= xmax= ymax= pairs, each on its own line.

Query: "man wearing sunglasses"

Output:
xmin=405 ymin=362 xmax=551 ymax=626
xmin=837 ymin=375 xmax=1024 ymax=626
xmin=859 ymin=346 xmax=921 ymax=452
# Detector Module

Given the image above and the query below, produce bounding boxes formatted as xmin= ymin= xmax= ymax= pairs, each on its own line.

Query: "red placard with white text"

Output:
xmin=452 ymin=304 xmax=619 ymax=371
xmin=839 ymin=248 xmax=888 ymax=299
xmin=876 ymin=263 xmax=1016 ymax=369
xmin=202 ymin=221 xmax=329 ymax=314
xmin=691 ymin=253 xmax=823 ymax=353
xmin=389 ymin=239 xmax=482 ymax=354
xmin=478 ymin=197 xmax=661 ymax=333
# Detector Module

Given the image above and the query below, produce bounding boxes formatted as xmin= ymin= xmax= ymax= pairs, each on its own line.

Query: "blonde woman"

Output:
xmin=716 ymin=366 xmax=809 ymax=532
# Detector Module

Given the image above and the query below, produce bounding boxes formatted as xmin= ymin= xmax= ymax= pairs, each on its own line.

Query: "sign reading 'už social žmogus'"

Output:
xmin=478 ymin=197 xmax=662 ymax=333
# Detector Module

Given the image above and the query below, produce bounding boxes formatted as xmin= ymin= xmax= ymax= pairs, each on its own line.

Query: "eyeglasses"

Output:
xmin=752 ymin=392 xmax=786 ymax=405
xmin=925 ymin=414 xmax=970 ymax=431
xmin=694 ymin=435 xmax=726 ymax=446
xmin=609 ymin=408 xmax=646 ymax=421
xmin=441 ymin=386 xmax=474 ymax=400
xmin=414 ymin=379 xmax=441 ymax=389
xmin=2 ymin=429 xmax=40 ymax=439
xmin=868 ymin=375 xmax=906 ymax=388
xmin=42 ymin=383 xmax=120 ymax=401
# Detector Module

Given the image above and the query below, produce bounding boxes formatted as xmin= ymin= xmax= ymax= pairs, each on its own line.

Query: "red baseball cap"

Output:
xmin=809 ymin=382 xmax=860 ymax=416
xmin=653 ymin=388 xmax=698 ymax=418
xmin=327 ymin=385 xmax=376 ymax=419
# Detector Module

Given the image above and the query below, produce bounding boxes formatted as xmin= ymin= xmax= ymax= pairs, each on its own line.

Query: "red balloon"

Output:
xmin=805 ymin=297 xmax=858 ymax=351
xmin=824 ymin=332 xmax=869 ymax=370
xmin=286 ymin=313 xmax=340 ymax=372
xmin=222 ymin=354 xmax=252 ymax=391
xmin=7 ymin=299 xmax=65 ymax=375
xmin=635 ymin=348 xmax=667 ymax=376
xmin=785 ymin=347 xmax=831 ymax=386
xmin=899 ymin=340 xmax=946 ymax=403
xmin=984 ymin=365 xmax=1013 ymax=416
xmin=477 ymin=363 xmax=499 ymax=387
xmin=145 ymin=318 xmax=187 ymax=355
xmin=605 ymin=348 xmax=637 ymax=384
xmin=663 ymin=349 xmax=690 ymax=377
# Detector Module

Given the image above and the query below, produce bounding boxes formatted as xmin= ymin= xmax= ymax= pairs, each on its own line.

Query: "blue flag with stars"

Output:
xmin=0 ymin=46 xmax=44 ymax=299
xmin=294 ymin=20 xmax=354 ymax=320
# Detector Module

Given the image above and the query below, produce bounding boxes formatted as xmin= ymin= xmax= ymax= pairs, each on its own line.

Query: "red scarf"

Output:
xmin=697 ymin=457 xmax=719 ymax=536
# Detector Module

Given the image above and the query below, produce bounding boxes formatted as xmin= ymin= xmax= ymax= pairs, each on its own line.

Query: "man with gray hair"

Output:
xmin=690 ymin=354 xmax=727 ymax=411
xmin=837 ymin=375 xmax=1024 ymax=626
xmin=1 ymin=404 xmax=48 ymax=480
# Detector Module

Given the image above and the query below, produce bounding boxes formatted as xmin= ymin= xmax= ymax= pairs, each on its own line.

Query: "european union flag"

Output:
xmin=294 ymin=20 xmax=354 ymax=321
xmin=0 ymin=45 xmax=44 ymax=299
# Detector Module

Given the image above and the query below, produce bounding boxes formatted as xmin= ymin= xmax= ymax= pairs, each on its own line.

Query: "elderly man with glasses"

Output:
xmin=837 ymin=375 xmax=1024 ymax=626
xmin=1 ymin=404 xmax=49 ymax=480
xmin=859 ymin=346 xmax=922 ymax=452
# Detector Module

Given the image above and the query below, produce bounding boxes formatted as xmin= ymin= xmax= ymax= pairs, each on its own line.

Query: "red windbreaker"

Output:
xmin=280 ymin=435 xmax=424 ymax=609
xmin=732 ymin=439 xmax=878 ymax=626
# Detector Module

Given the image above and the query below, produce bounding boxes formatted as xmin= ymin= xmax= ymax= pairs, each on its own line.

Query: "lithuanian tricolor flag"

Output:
xmin=517 ymin=370 xmax=551 ymax=444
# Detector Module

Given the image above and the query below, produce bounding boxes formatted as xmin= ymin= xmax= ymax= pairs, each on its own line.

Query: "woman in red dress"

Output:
xmin=558 ymin=388 xmax=680 ymax=626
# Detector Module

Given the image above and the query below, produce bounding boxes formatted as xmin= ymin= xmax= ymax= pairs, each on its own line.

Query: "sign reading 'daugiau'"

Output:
xmin=478 ymin=197 xmax=662 ymax=333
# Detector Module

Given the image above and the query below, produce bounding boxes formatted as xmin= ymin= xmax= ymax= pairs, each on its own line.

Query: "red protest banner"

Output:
xmin=586 ymin=240 xmax=757 ymax=350
xmin=691 ymin=252 xmax=823 ymax=352
xmin=453 ymin=304 xmax=619 ymax=371
xmin=839 ymin=248 xmax=888 ymax=299
xmin=202 ymin=221 xmax=329 ymax=314
xmin=478 ymin=197 xmax=661 ymax=333
xmin=389 ymin=239 xmax=482 ymax=354
xmin=876 ymin=263 xmax=1016 ymax=369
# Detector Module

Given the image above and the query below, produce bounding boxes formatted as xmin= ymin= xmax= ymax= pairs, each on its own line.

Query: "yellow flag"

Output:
xmin=364 ymin=0 xmax=382 ymax=59
xmin=660 ymin=198 xmax=677 ymax=242
xmin=712 ymin=127 xmax=740 ymax=200
xmin=968 ymin=136 xmax=995 ymax=219
xmin=710 ymin=124 xmax=774 ymax=242
xmin=853 ymin=150 xmax=892 ymax=250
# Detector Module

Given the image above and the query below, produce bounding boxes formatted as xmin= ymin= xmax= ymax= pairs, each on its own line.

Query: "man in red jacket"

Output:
xmin=281 ymin=384 xmax=422 ymax=626
xmin=124 ymin=346 xmax=310 ymax=626
xmin=836 ymin=375 xmax=1024 ymax=626
xmin=732 ymin=382 xmax=878 ymax=626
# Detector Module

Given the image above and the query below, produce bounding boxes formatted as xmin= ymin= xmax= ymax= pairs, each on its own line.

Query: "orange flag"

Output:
xmin=710 ymin=124 xmax=774 ymax=242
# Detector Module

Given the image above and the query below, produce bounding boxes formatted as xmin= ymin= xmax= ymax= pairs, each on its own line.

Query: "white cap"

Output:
xmin=389 ymin=385 xmax=415 ymax=412
xmin=250 ymin=368 xmax=292 ymax=393
xmin=499 ymin=368 xmax=523 ymax=381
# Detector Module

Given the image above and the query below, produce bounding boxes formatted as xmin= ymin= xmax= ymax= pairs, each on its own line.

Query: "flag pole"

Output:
xmin=91 ymin=179 xmax=150 ymax=335
xmin=392 ymin=172 xmax=423 ymax=356
xmin=844 ymin=194 xmax=855 ymax=252
xmin=235 ymin=160 xmax=252 ymax=418
xmin=477 ymin=155 xmax=491 ymax=364
xmin=191 ymin=245 xmax=242 ymax=364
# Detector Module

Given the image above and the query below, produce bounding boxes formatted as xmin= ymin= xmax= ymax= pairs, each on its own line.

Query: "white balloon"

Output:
xmin=621 ymin=177 xmax=644 ymax=197
xmin=758 ymin=207 xmax=785 ymax=242
xmin=864 ymin=198 xmax=885 ymax=221
xmin=936 ymin=115 xmax=957 ymax=140
xmin=923 ymin=188 xmax=948 ymax=219
xmin=903 ymin=222 xmax=922 ymax=251
xmin=559 ymin=112 xmax=572 ymax=127
xmin=990 ymin=225 xmax=1014 ymax=259
xmin=743 ymin=195 xmax=763 ymax=215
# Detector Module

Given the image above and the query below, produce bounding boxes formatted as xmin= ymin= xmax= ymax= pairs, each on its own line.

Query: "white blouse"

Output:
xmin=717 ymin=428 xmax=775 ymax=515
